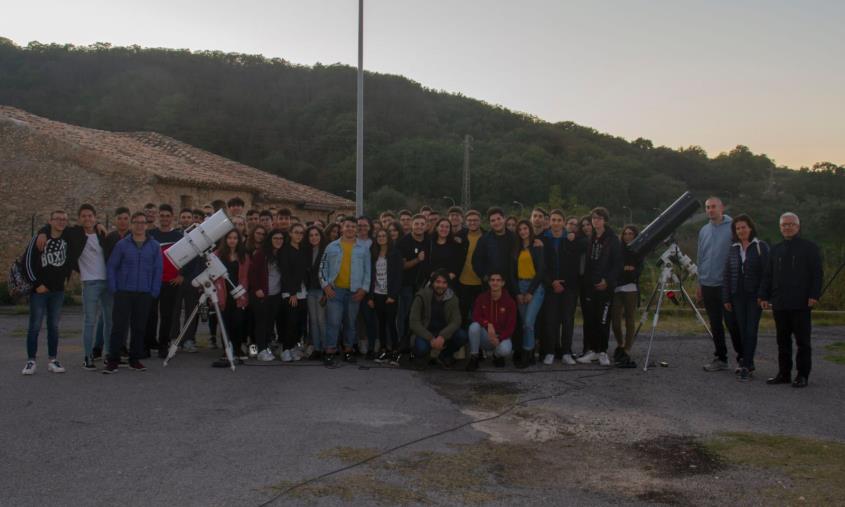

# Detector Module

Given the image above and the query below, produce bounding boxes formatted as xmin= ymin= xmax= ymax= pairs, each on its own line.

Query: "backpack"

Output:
xmin=7 ymin=256 xmax=33 ymax=298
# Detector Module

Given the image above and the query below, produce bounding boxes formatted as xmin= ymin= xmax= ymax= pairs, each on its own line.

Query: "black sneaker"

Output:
xmin=766 ymin=373 xmax=791 ymax=385
xmin=374 ymin=351 xmax=390 ymax=363
xmin=92 ymin=347 xmax=103 ymax=360
xmin=365 ymin=350 xmax=376 ymax=361
xmin=82 ymin=356 xmax=97 ymax=371
xmin=129 ymin=361 xmax=147 ymax=372
xmin=389 ymin=351 xmax=401 ymax=367
xmin=515 ymin=354 xmax=529 ymax=369
xmin=613 ymin=347 xmax=625 ymax=362
xmin=792 ymin=376 xmax=808 ymax=388
xmin=323 ymin=354 xmax=337 ymax=368
xmin=465 ymin=355 xmax=480 ymax=372
xmin=102 ymin=362 xmax=119 ymax=374
xmin=738 ymin=367 xmax=751 ymax=382
xmin=493 ymin=355 xmax=506 ymax=368
xmin=437 ymin=356 xmax=456 ymax=370
xmin=343 ymin=352 xmax=357 ymax=363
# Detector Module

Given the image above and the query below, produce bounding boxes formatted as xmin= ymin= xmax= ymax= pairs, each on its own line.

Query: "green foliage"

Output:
xmin=1 ymin=41 xmax=844 ymax=304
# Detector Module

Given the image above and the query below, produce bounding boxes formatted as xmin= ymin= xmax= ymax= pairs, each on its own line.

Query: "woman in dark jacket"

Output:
xmin=248 ymin=226 xmax=283 ymax=361
xmin=278 ymin=223 xmax=310 ymax=361
xmin=427 ymin=218 xmax=465 ymax=282
xmin=368 ymin=228 xmax=404 ymax=364
xmin=305 ymin=225 xmax=327 ymax=359
xmin=611 ymin=225 xmax=643 ymax=367
xmin=722 ymin=214 xmax=769 ymax=381
xmin=512 ymin=220 xmax=545 ymax=368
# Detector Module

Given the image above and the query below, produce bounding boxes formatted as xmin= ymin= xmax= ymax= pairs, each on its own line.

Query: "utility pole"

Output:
xmin=355 ymin=0 xmax=364 ymax=216
xmin=462 ymin=134 xmax=473 ymax=210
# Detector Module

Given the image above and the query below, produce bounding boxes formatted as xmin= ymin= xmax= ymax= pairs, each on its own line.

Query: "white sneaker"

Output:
xmin=576 ymin=351 xmax=597 ymax=364
xmin=562 ymin=354 xmax=576 ymax=365
xmin=47 ymin=360 xmax=66 ymax=373
xmin=248 ymin=344 xmax=258 ymax=358
xmin=281 ymin=349 xmax=293 ymax=362
xmin=258 ymin=348 xmax=275 ymax=362
xmin=182 ymin=340 xmax=198 ymax=353
xmin=291 ymin=348 xmax=303 ymax=361
xmin=542 ymin=354 xmax=554 ymax=365
xmin=22 ymin=360 xmax=36 ymax=375
xmin=598 ymin=352 xmax=611 ymax=366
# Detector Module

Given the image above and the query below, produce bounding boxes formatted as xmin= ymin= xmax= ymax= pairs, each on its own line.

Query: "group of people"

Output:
xmin=19 ymin=195 xmax=823 ymax=387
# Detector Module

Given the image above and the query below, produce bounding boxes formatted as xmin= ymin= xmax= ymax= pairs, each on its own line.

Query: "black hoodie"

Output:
xmin=585 ymin=226 xmax=623 ymax=291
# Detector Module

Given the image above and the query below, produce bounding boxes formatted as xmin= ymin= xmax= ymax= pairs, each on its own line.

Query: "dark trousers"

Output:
xmin=457 ymin=283 xmax=484 ymax=329
xmin=222 ymin=298 xmax=245 ymax=354
xmin=110 ymin=291 xmax=152 ymax=362
xmin=174 ymin=283 xmax=199 ymax=343
xmin=373 ymin=294 xmax=398 ymax=351
xmin=732 ymin=290 xmax=762 ymax=369
xmin=251 ymin=294 xmax=281 ymax=351
xmin=578 ymin=285 xmax=589 ymax=355
xmin=701 ymin=285 xmax=741 ymax=362
xmin=583 ymin=288 xmax=612 ymax=353
xmin=281 ymin=297 xmax=307 ymax=350
xmin=773 ymin=309 xmax=812 ymax=379
xmin=543 ymin=289 xmax=578 ymax=356
xmin=144 ymin=282 xmax=180 ymax=350
xmin=414 ymin=329 xmax=468 ymax=360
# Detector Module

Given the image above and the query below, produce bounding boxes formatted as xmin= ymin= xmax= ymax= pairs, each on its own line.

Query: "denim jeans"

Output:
xmin=732 ymin=289 xmax=762 ymax=369
xmin=27 ymin=291 xmax=64 ymax=359
xmin=468 ymin=322 xmax=513 ymax=357
xmin=324 ymin=288 xmax=361 ymax=351
xmin=306 ymin=289 xmax=326 ymax=351
xmin=414 ymin=328 xmax=468 ymax=360
xmin=517 ymin=281 xmax=544 ymax=352
xmin=82 ymin=280 xmax=112 ymax=358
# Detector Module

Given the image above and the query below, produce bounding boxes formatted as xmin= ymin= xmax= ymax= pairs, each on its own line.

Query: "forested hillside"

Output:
xmin=1 ymin=38 xmax=843 ymax=250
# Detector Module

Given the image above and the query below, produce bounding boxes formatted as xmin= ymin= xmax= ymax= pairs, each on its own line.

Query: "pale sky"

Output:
xmin=3 ymin=0 xmax=843 ymax=168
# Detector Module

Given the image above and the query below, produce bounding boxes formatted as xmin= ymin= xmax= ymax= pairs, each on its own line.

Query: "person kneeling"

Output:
xmin=409 ymin=269 xmax=467 ymax=370
xmin=466 ymin=272 xmax=516 ymax=371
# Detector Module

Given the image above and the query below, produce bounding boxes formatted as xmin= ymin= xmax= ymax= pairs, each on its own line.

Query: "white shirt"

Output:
xmin=79 ymin=233 xmax=107 ymax=281
xmin=615 ymin=283 xmax=638 ymax=293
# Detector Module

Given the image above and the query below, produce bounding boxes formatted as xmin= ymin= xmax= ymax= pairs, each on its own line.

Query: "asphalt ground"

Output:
xmin=1 ymin=308 xmax=843 ymax=506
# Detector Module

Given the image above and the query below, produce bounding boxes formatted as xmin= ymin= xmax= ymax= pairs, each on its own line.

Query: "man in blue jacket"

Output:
xmin=104 ymin=212 xmax=163 ymax=373
xmin=320 ymin=216 xmax=371 ymax=366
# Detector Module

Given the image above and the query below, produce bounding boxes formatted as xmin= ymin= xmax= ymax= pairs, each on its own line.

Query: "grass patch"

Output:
xmin=270 ymin=474 xmax=428 ymax=505
xmin=318 ymin=446 xmax=381 ymax=465
xmin=823 ymin=342 xmax=845 ymax=365
xmin=704 ymin=432 xmax=845 ymax=505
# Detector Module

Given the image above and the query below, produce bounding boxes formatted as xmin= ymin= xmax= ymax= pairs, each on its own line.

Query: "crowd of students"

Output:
xmin=18 ymin=196 xmax=823 ymax=387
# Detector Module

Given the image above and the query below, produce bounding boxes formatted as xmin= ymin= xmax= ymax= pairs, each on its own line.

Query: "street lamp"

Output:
xmin=442 ymin=196 xmax=456 ymax=207
xmin=512 ymin=200 xmax=525 ymax=217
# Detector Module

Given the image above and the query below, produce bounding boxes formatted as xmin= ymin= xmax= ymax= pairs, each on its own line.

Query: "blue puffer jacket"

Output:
xmin=722 ymin=238 xmax=769 ymax=303
xmin=107 ymin=234 xmax=163 ymax=297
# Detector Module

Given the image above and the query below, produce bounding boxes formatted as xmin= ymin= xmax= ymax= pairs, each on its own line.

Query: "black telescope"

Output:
xmin=626 ymin=192 xmax=700 ymax=261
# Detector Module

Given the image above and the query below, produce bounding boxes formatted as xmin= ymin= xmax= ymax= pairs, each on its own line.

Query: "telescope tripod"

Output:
xmin=635 ymin=243 xmax=713 ymax=372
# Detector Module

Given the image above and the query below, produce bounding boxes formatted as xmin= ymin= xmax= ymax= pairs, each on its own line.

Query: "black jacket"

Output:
xmin=427 ymin=237 xmax=466 ymax=279
xmin=278 ymin=244 xmax=310 ymax=296
xmin=618 ymin=247 xmax=644 ymax=288
xmin=472 ymin=229 xmax=517 ymax=283
xmin=38 ymin=223 xmax=104 ymax=275
xmin=511 ymin=244 xmax=545 ymax=295
xmin=585 ymin=226 xmax=623 ymax=291
xmin=722 ymin=239 xmax=769 ymax=302
xmin=543 ymin=231 xmax=586 ymax=290
xmin=369 ymin=248 xmax=404 ymax=300
xmin=306 ymin=245 xmax=325 ymax=291
xmin=758 ymin=236 xmax=823 ymax=310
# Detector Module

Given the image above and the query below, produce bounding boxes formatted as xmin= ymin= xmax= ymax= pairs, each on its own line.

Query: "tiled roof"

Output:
xmin=0 ymin=106 xmax=354 ymax=209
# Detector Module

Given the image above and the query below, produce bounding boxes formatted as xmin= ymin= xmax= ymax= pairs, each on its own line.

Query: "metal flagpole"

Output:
xmin=355 ymin=0 xmax=364 ymax=217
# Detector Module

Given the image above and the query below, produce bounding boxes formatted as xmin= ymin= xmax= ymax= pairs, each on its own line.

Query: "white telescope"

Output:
xmin=166 ymin=209 xmax=233 ymax=269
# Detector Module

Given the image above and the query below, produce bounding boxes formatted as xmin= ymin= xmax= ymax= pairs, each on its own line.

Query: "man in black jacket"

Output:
xmin=577 ymin=207 xmax=622 ymax=367
xmin=542 ymin=209 xmax=586 ymax=366
xmin=759 ymin=212 xmax=823 ymax=388
xmin=472 ymin=207 xmax=517 ymax=288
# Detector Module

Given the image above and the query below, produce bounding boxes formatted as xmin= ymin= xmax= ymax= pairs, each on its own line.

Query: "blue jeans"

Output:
xmin=732 ymin=290 xmax=762 ymax=369
xmin=82 ymin=280 xmax=113 ymax=358
xmin=26 ymin=291 xmax=64 ymax=359
xmin=468 ymin=322 xmax=513 ymax=357
xmin=414 ymin=329 xmax=468 ymax=360
xmin=306 ymin=289 xmax=326 ymax=350
xmin=324 ymin=288 xmax=361 ymax=351
xmin=517 ymin=281 xmax=544 ymax=352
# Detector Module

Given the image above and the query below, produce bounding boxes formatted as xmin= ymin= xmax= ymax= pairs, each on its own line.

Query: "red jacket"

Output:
xmin=248 ymin=249 xmax=270 ymax=297
xmin=472 ymin=290 xmax=517 ymax=340
xmin=213 ymin=250 xmax=250 ymax=311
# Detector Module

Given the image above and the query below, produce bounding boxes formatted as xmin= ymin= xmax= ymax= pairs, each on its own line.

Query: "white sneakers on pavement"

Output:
xmin=576 ymin=351 xmax=597 ymax=364
xmin=22 ymin=361 xmax=36 ymax=375
xmin=562 ymin=354 xmax=577 ymax=365
xmin=598 ymin=352 xmax=611 ymax=366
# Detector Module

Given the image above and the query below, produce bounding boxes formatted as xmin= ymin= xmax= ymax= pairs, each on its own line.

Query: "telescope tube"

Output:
xmin=626 ymin=192 xmax=700 ymax=261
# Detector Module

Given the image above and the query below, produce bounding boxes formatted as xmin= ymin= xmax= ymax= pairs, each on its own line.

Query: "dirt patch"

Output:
xmin=633 ymin=435 xmax=724 ymax=478
xmin=318 ymin=446 xmax=381 ymax=464
xmin=426 ymin=375 xmax=525 ymax=412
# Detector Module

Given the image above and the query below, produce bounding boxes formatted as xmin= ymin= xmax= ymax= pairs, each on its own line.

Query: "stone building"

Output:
xmin=0 ymin=106 xmax=354 ymax=271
